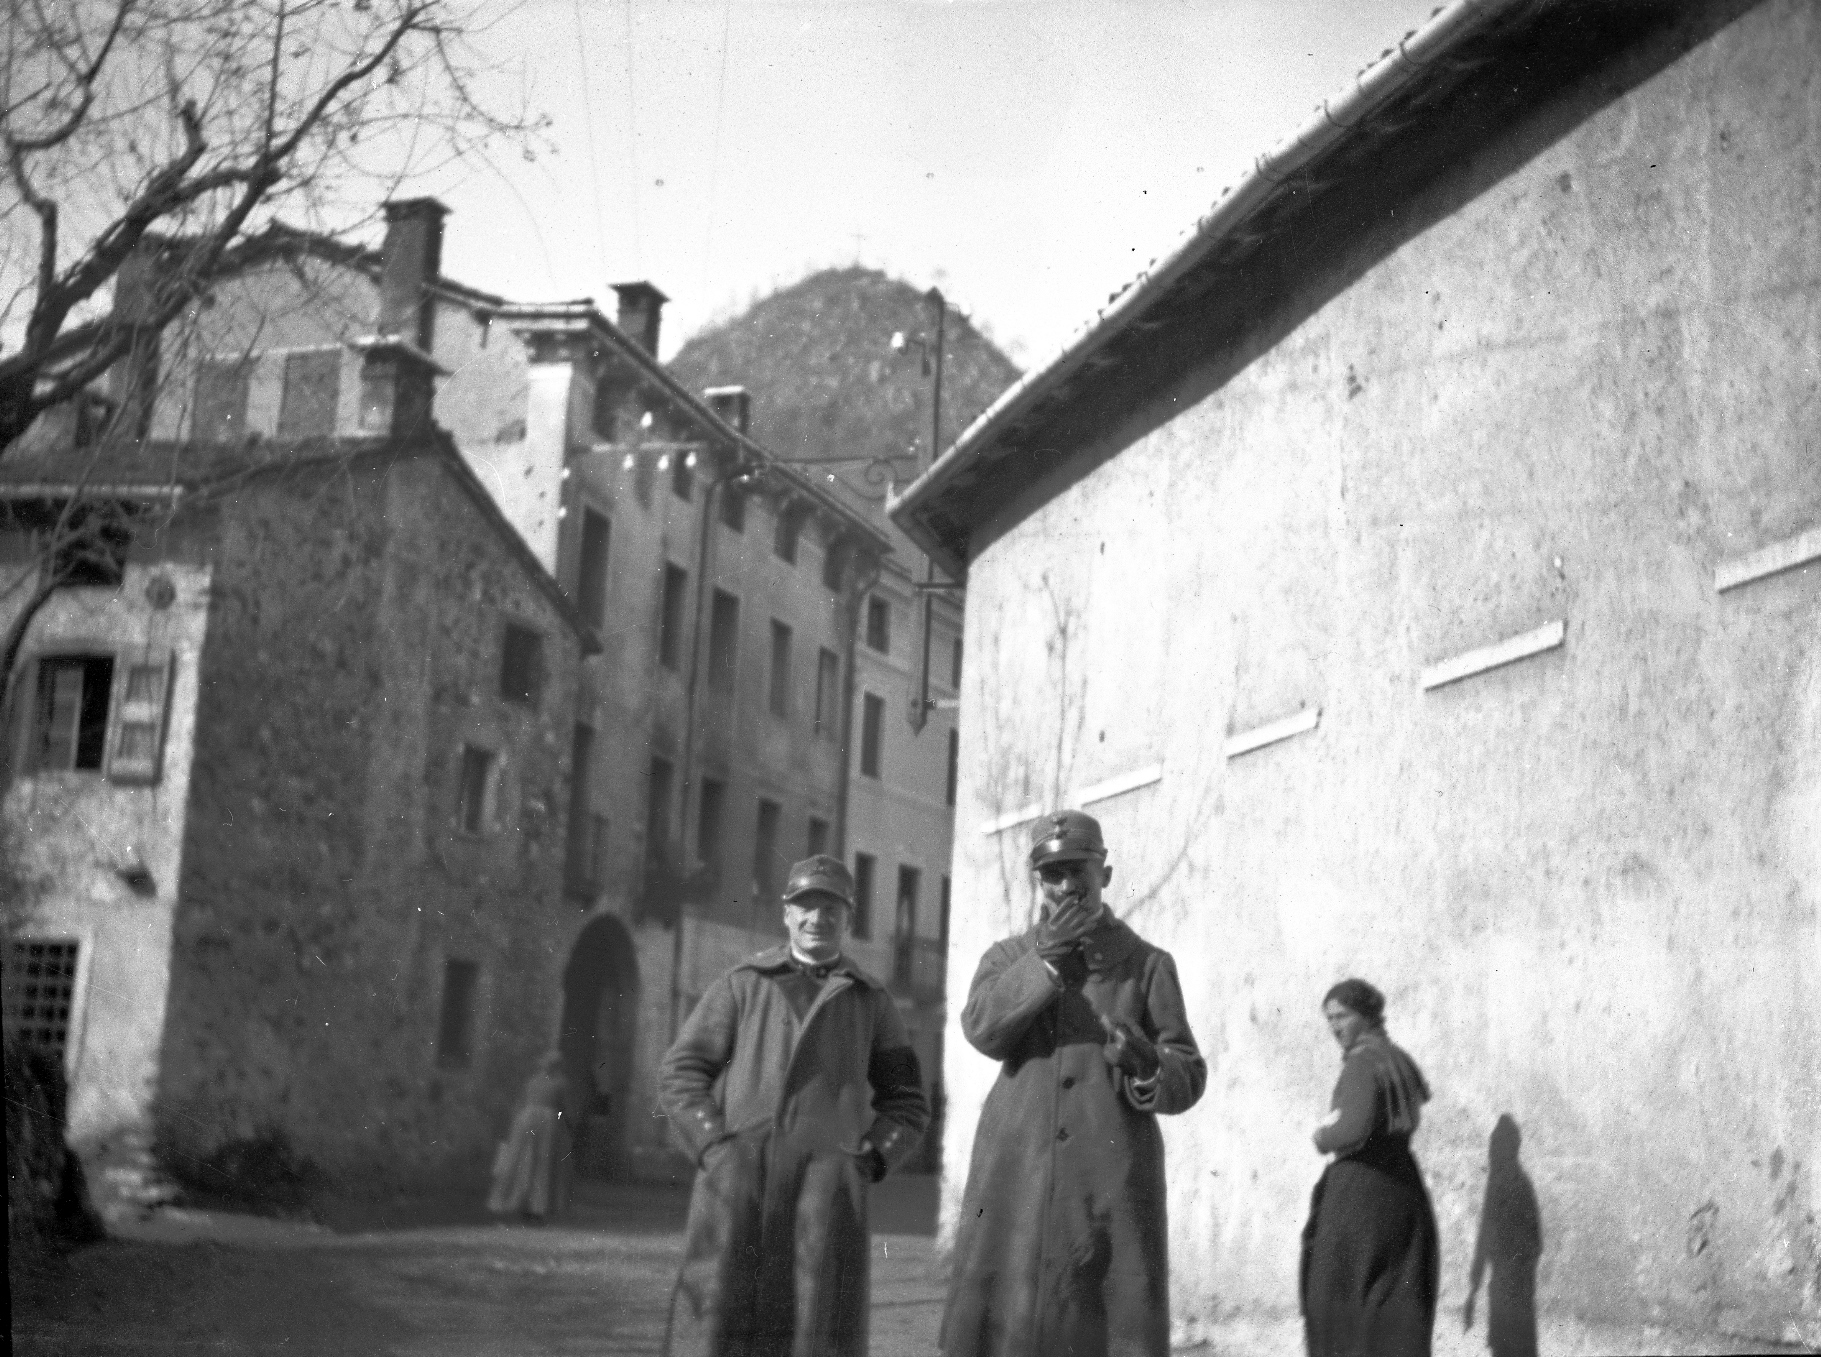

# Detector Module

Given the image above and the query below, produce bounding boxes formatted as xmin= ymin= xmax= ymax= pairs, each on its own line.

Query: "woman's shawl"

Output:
xmin=1314 ymin=1028 xmax=1431 ymax=1155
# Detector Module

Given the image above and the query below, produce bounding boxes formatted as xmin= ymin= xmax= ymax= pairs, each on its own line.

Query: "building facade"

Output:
xmin=894 ymin=0 xmax=1821 ymax=1348
xmin=2 ymin=420 xmax=591 ymax=1199
xmin=3 ymin=200 xmax=895 ymax=1188
xmin=668 ymin=271 xmax=1021 ymax=1165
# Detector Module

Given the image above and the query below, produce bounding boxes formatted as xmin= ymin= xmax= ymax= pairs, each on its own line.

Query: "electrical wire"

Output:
xmin=571 ymin=0 xmax=613 ymax=287
xmin=700 ymin=0 xmax=734 ymax=276
xmin=623 ymin=0 xmax=644 ymax=272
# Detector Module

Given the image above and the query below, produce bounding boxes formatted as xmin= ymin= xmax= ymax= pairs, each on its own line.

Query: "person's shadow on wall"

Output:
xmin=1463 ymin=1113 xmax=1542 ymax=1357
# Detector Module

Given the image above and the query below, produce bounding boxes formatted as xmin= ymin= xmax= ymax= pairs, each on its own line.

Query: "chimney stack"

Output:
xmin=705 ymin=385 xmax=751 ymax=435
xmin=377 ymin=198 xmax=447 ymax=350
xmin=611 ymin=281 xmax=668 ymax=356
xmin=362 ymin=198 xmax=449 ymax=439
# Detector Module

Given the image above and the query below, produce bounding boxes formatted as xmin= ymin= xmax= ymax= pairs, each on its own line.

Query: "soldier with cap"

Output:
xmin=941 ymin=810 xmax=1206 ymax=1357
xmin=658 ymin=853 xmax=930 ymax=1357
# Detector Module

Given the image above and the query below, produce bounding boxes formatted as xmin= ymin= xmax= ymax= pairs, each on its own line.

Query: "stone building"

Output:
xmin=3 ymin=200 xmax=895 ymax=1187
xmin=1 ymin=333 xmax=592 ymax=1196
xmin=893 ymin=0 xmax=1820 ymax=1348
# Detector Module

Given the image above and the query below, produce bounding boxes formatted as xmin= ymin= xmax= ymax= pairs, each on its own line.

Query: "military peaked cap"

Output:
xmin=782 ymin=854 xmax=854 ymax=905
xmin=1028 ymin=809 xmax=1107 ymax=867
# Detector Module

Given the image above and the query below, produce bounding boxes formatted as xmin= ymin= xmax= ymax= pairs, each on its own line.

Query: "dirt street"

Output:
xmin=10 ymin=1177 xmax=946 ymax=1357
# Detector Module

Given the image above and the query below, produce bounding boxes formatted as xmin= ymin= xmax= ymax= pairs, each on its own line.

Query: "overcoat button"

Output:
xmin=1056 ymin=1128 xmax=1069 ymax=1142
xmin=1062 ymin=1077 xmax=1075 ymax=1089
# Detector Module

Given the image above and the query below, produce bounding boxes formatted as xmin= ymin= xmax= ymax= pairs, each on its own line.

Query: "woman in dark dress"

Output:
xmin=1300 ymin=979 xmax=1440 ymax=1357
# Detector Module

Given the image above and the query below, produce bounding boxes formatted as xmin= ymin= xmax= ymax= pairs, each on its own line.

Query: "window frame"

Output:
xmin=658 ymin=563 xmax=689 ymax=671
xmin=859 ymin=691 xmax=885 ymax=779
xmin=456 ymin=743 xmax=497 ymax=836
xmin=435 ymin=957 xmax=481 ymax=1069
xmin=753 ymin=797 xmax=782 ymax=901
xmin=851 ymin=852 xmax=876 ymax=940
xmin=707 ymin=589 xmax=740 ymax=691
xmin=814 ymin=648 xmax=840 ymax=740
xmin=499 ymin=622 xmax=546 ymax=707
xmin=768 ymin=619 xmax=793 ymax=720
xmin=576 ymin=507 xmax=611 ymax=629
xmin=865 ymin=596 xmax=890 ymax=654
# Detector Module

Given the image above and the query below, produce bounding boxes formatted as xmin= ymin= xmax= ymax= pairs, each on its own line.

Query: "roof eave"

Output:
xmin=887 ymin=0 xmax=1520 ymax=565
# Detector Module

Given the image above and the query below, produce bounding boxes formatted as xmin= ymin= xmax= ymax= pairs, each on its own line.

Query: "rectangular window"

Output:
xmin=2 ymin=939 xmax=80 ymax=1063
xmin=951 ymin=635 xmax=964 ymax=689
xmin=706 ymin=590 xmax=739 ymax=690
xmin=939 ymin=876 xmax=951 ymax=950
xmin=814 ymin=648 xmax=840 ymax=740
xmin=753 ymin=798 xmax=782 ymax=901
xmin=500 ymin=623 xmax=545 ymax=705
xmin=866 ymin=596 xmax=890 ymax=653
xmin=821 ymin=538 xmax=847 ymax=591
xmin=577 ymin=508 xmax=611 ymax=629
xmin=31 ymin=656 xmax=113 ymax=773
xmin=945 ymin=728 xmax=960 ymax=807
xmin=774 ymin=508 xmax=802 ymax=565
xmin=277 ymin=350 xmax=341 ymax=439
xmin=659 ymin=563 xmax=689 ymax=671
xmin=806 ymin=816 xmax=830 ymax=857
xmin=698 ymin=778 xmax=726 ymax=870
xmin=436 ymin=959 xmax=479 ymax=1068
xmin=893 ymin=866 xmax=921 ymax=986
xmin=565 ymin=724 xmax=595 ymax=893
xmin=591 ymin=379 xmax=619 ymax=442
xmin=645 ymin=757 xmax=674 ymax=864
xmin=457 ymin=745 xmax=494 ymax=835
xmin=768 ymin=620 xmax=793 ymax=719
xmin=106 ymin=652 xmax=174 ymax=784
xmin=192 ymin=359 xmax=251 ymax=443
xmin=852 ymin=852 xmax=875 ymax=940
xmin=860 ymin=692 xmax=885 ymax=779
xmin=720 ymin=484 xmax=746 ymax=533
xmin=671 ymin=452 xmax=694 ymax=502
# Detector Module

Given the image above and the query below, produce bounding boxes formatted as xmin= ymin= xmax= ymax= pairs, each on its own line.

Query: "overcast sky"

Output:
xmin=417 ymin=0 xmax=1444 ymax=367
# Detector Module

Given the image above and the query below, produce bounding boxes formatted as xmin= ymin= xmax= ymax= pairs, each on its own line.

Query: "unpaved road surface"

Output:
xmin=11 ymin=1178 xmax=945 ymax=1357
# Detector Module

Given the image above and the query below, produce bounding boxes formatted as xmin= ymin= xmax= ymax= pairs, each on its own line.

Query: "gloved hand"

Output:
xmin=1036 ymin=894 xmax=1101 ymax=952
xmin=852 ymin=1139 xmax=888 ymax=1184
xmin=1099 ymin=1014 xmax=1160 ymax=1081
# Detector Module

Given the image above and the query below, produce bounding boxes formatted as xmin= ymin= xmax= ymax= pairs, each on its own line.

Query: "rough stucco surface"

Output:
xmin=155 ymin=454 xmax=582 ymax=1185
xmin=2 ymin=560 xmax=212 ymax=1151
xmin=942 ymin=3 xmax=1820 ymax=1347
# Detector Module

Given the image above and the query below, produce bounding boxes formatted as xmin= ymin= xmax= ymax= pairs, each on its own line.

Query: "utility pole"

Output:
xmin=908 ymin=286 xmax=945 ymax=734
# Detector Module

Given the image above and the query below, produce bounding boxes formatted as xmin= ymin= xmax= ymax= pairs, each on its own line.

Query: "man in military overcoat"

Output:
xmin=660 ymin=854 xmax=930 ymax=1357
xmin=941 ymin=810 xmax=1206 ymax=1357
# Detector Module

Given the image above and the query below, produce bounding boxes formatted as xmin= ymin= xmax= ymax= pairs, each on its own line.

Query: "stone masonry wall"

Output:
xmin=156 ymin=448 xmax=583 ymax=1187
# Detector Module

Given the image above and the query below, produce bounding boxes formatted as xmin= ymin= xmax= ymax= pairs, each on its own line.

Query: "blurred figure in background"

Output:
xmin=487 ymin=1051 xmax=573 ymax=1222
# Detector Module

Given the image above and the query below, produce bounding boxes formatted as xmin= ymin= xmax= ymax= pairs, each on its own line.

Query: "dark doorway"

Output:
xmin=559 ymin=914 xmax=640 ymax=1180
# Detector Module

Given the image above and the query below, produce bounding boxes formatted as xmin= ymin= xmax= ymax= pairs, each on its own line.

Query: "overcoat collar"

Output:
xmin=739 ymin=945 xmax=882 ymax=989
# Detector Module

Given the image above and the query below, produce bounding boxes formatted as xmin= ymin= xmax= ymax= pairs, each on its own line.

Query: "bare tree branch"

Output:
xmin=0 ymin=0 xmax=540 ymax=455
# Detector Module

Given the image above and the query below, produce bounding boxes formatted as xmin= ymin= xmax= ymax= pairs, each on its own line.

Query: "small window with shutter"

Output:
xmin=105 ymin=652 xmax=174 ymax=784
xmin=277 ymin=350 xmax=341 ymax=439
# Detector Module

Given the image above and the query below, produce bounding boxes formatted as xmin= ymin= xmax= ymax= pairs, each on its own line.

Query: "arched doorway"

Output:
xmin=559 ymin=914 xmax=640 ymax=1180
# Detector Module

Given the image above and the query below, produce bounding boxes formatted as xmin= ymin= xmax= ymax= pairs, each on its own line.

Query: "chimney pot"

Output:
xmin=611 ymin=281 xmax=668 ymax=356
